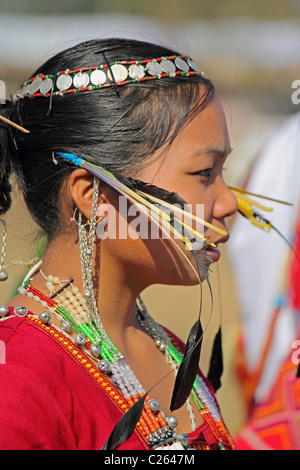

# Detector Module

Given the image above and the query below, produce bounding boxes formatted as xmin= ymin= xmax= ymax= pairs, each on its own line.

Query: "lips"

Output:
xmin=204 ymin=247 xmax=220 ymax=263
xmin=200 ymin=240 xmax=221 ymax=263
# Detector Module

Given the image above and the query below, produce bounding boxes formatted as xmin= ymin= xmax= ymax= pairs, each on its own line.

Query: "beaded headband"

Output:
xmin=14 ymin=55 xmax=203 ymax=101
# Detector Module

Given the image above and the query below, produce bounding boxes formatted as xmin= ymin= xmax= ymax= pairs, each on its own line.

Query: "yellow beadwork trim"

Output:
xmin=26 ymin=316 xmax=150 ymax=450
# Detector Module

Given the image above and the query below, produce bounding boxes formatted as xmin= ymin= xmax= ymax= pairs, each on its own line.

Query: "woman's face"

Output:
xmin=101 ymin=95 xmax=238 ymax=288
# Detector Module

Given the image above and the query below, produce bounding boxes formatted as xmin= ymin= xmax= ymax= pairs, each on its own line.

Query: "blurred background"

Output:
xmin=1 ymin=0 xmax=300 ymax=441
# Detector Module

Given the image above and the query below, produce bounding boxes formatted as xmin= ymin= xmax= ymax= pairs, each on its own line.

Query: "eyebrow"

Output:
xmin=192 ymin=145 xmax=233 ymax=159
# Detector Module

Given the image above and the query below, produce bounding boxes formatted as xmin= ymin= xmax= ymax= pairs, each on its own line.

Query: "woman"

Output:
xmin=0 ymin=38 xmax=237 ymax=450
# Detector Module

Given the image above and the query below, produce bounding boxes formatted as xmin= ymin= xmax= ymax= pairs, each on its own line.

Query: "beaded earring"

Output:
xmin=0 ymin=218 xmax=8 ymax=281
xmin=76 ymin=178 xmax=117 ymax=358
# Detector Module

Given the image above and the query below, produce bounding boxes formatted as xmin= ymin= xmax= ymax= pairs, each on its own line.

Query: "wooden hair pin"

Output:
xmin=0 ymin=115 xmax=30 ymax=134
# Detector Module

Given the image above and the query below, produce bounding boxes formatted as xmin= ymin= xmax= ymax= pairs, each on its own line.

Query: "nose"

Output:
xmin=213 ymin=179 xmax=238 ymax=221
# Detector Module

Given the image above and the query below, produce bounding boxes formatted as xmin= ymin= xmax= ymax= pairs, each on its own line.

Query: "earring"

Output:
xmin=0 ymin=219 xmax=8 ymax=281
xmin=76 ymin=179 xmax=120 ymax=361
xmin=70 ymin=207 xmax=104 ymax=226
xmin=77 ymin=177 xmax=99 ymax=323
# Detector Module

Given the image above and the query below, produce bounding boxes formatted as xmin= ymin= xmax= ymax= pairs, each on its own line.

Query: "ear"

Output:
xmin=68 ymin=169 xmax=108 ymax=221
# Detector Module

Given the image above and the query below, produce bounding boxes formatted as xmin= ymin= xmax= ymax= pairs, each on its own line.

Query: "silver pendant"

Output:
xmin=128 ymin=64 xmax=145 ymax=79
xmin=39 ymin=78 xmax=53 ymax=94
xmin=56 ymin=74 xmax=72 ymax=91
xmin=160 ymin=59 xmax=176 ymax=74
xmin=73 ymin=72 xmax=89 ymax=89
xmin=175 ymin=57 xmax=190 ymax=72
xmin=146 ymin=61 xmax=162 ymax=76
xmin=107 ymin=64 xmax=128 ymax=83
xmin=0 ymin=305 xmax=9 ymax=317
xmin=27 ymin=76 xmax=43 ymax=94
xmin=187 ymin=58 xmax=201 ymax=73
xmin=14 ymin=305 xmax=28 ymax=317
xmin=90 ymin=69 xmax=107 ymax=86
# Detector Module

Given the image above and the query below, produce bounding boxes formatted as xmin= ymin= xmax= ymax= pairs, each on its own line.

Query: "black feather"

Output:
xmin=101 ymin=394 xmax=147 ymax=450
xmin=170 ymin=318 xmax=203 ymax=411
xmin=207 ymin=327 xmax=223 ymax=392
xmin=127 ymin=177 xmax=188 ymax=209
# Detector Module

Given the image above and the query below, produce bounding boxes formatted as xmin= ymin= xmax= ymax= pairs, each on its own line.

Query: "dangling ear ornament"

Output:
xmin=0 ymin=219 xmax=8 ymax=281
xmin=70 ymin=207 xmax=104 ymax=226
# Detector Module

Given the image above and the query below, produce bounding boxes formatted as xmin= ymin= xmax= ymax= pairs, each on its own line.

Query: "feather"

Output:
xmin=207 ymin=327 xmax=223 ymax=392
xmin=229 ymin=186 xmax=293 ymax=206
xmin=170 ymin=318 xmax=203 ymax=411
xmin=127 ymin=177 xmax=187 ymax=209
xmin=101 ymin=393 xmax=147 ymax=450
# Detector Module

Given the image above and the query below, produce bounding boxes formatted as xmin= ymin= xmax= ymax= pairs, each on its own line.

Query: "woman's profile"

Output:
xmin=0 ymin=38 xmax=238 ymax=450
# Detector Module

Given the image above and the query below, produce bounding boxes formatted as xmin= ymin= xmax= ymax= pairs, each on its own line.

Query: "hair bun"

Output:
xmin=0 ymin=102 xmax=13 ymax=214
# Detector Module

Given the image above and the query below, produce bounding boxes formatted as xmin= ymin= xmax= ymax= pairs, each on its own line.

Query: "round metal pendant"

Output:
xmin=73 ymin=72 xmax=89 ymax=89
xmin=128 ymin=64 xmax=145 ymax=79
xmin=28 ymin=76 xmax=43 ymax=94
xmin=39 ymin=78 xmax=53 ymax=94
xmin=90 ymin=69 xmax=107 ymax=86
xmin=14 ymin=305 xmax=28 ymax=317
xmin=56 ymin=73 xmax=72 ymax=91
xmin=39 ymin=311 xmax=51 ymax=324
xmin=107 ymin=64 xmax=128 ymax=83
xmin=0 ymin=305 xmax=9 ymax=317
xmin=175 ymin=57 xmax=190 ymax=72
xmin=160 ymin=59 xmax=176 ymax=74
xmin=146 ymin=61 xmax=162 ymax=76
xmin=187 ymin=58 xmax=200 ymax=73
xmin=0 ymin=269 xmax=8 ymax=281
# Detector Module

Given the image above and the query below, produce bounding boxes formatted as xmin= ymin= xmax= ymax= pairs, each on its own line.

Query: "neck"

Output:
xmin=29 ymin=232 xmax=146 ymax=354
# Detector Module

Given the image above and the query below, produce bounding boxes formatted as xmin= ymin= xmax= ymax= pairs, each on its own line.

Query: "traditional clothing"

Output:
xmin=0 ymin=308 xmax=233 ymax=450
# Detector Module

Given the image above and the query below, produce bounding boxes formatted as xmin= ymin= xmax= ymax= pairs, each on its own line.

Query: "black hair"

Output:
xmin=0 ymin=38 xmax=215 ymax=237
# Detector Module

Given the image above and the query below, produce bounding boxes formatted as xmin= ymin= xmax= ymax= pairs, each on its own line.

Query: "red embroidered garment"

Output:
xmin=235 ymin=224 xmax=300 ymax=450
xmin=0 ymin=308 xmax=233 ymax=450
xmin=235 ymin=358 xmax=300 ymax=450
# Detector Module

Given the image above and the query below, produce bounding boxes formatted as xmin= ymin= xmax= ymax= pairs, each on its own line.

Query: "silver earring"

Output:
xmin=77 ymin=177 xmax=99 ymax=323
xmin=77 ymin=178 xmax=117 ymax=359
xmin=0 ymin=219 xmax=8 ymax=281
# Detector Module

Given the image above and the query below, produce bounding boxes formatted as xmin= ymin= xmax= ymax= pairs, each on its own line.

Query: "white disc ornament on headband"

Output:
xmin=161 ymin=59 xmax=176 ymax=74
xmin=107 ymin=64 xmax=128 ymax=82
xmin=90 ymin=69 xmax=107 ymax=85
xmin=175 ymin=57 xmax=190 ymax=72
xmin=56 ymin=74 xmax=73 ymax=91
xmin=128 ymin=64 xmax=145 ymax=79
xmin=39 ymin=78 xmax=53 ymax=94
xmin=187 ymin=58 xmax=201 ymax=73
xmin=146 ymin=61 xmax=162 ymax=76
xmin=73 ymin=72 xmax=90 ymax=89
xmin=28 ymin=76 xmax=43 ymax=94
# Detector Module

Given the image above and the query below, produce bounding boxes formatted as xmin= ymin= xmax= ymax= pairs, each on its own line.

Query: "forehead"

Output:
xmin=173 ymin=96 xmax=230 ymax=156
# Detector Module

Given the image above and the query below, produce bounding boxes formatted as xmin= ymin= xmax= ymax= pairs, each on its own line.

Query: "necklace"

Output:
xmin=16 ymin=274 xmax=235 ymax=450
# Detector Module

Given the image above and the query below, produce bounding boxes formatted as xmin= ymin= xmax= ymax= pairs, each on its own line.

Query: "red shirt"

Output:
xmin=0 ymin=308 xmax=233 ymax=450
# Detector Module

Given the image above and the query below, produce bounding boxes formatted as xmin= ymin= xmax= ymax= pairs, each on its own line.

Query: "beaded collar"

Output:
xmin=14 ymin=55 xmax=203 ymax=101
xmin=0 ymin=276 xmax=235 ymax=450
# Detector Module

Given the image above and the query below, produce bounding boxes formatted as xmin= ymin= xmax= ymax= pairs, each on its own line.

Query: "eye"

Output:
xmin=192 ymin=168 xmax=214 ymax=178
